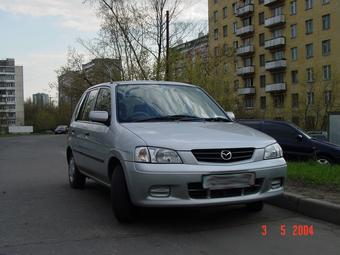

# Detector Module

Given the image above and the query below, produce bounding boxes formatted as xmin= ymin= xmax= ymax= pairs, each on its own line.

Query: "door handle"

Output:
xmin=71 ymin=129 xmax=76 ymax=135
xmin=84 ymin=132 xmax=90 ymax=138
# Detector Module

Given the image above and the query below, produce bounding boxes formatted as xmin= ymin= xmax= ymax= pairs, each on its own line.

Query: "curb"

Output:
xmin=267 ymin=192 xmax=340 ymax=225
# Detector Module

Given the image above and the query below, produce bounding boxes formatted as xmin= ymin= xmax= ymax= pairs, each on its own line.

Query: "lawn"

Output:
xmin=287 ymin=162 xmax=340 ymax=188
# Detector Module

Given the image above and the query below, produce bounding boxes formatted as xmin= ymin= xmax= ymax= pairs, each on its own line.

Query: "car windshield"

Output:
xmin=290 ymin=123 xmax=312 ymax=139
xmin=116 ymin=84 xmax=228 ymax=123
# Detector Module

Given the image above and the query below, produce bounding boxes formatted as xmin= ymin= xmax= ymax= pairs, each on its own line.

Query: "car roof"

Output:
xmin=87 ymin=80 xmax=198 ymax=90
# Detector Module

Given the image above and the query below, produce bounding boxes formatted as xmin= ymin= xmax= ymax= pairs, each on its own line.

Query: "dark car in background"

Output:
xmin=238 ymin=120 xmax=340 ymax=165
xmin=54 ymin=125 xmax=68 ymax=134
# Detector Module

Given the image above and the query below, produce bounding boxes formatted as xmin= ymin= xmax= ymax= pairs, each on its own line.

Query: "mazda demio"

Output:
xmin=66 ymin=81 xmax=286 ymax=222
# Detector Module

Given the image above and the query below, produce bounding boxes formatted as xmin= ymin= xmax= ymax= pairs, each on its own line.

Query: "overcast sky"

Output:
xmin=0 ymin=0 xmax=208 ymax=101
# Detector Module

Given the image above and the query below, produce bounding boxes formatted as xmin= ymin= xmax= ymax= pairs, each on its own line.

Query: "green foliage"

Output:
xmin=288 ymin=162 xmax=340 ymax=188
xmin=24 ymin=99 xmax=72 ymax=133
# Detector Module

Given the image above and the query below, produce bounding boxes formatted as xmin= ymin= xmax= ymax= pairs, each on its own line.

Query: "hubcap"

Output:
xmin=69 ymin=158 xmax=75 ymax=182
xmin=317 ymin=158 xmax=329 ymax=165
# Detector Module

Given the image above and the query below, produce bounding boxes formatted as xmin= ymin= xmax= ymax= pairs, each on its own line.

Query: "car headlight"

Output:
xmin=264 ymin=143 xmax=283 ymax=160
xmin=135 ymin=147 xmax=182 ymax=164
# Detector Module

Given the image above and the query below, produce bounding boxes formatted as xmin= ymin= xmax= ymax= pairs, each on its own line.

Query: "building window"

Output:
xmin=259 ymin=54 xmax=265 ymax=67
xmin=290 ymin=0 xmax=297 ymax=15
xmin=260 ymin=75 xmax=266 ymax=87
xmin=305 ymin=19 xmax=313 ymax=34
xmin=245 ymin=95 xmax=254 ymax=108
xmin=214 ymin=0 xmax=218 ymax=4
xmin=322 ymin=0 xmax=330 ymax=5
xmin=232 ymin=3 xmax=237 ymax=14
xmin=322 ymin=40 xmax=331 ymax=56
xmin=291 ymin=24 xmax=297 ymax=38
xmin=324 ymin=91 xmax=332 ymax=105
xmin=291 ymin=70 xmax=298 ymax=83
xmin=259 ymin=33 xmax=265 ymax=46
xmin=323 ymin=65 xmax=331 ymax=80
xmin=292 ymin=94 xmax=299 ymax=108
xmin=223 ymin=7 xmax=227 ymax=18
xmin=224 ymin=63 xmax=228 ymax=74
xmin=213 ymin=11 xmax=218 ymax=22
xmin=305 ymin=0 xmax=313 ymax=9
xmin=214 ymin=28 xmax=219 ymax=40
xmin=259 ymin=0 xmax=264 ymax=4
xmin=244 ymin=78 xmax=253 ymax=88
xmin=273 ymin=72 xmax=284 ymax=83
xmin=291 ymin=47 xmax=298 ymax=61
xmin=260 ymin=96 xmax=266 ymax=109
xmin=233 ymin=22 xmax=238 ymax=33
xmin=306 ymin=43 xmax=313 ymax=58
xmin=307 ymin=92 xmax=314 ymax=105
xmin=322 ymin=14 xmax=330 ymax=30
xmin=306 ymin=67 xmax=314 ymax=82
xmin=274 ymin=94 xmax=284 ymax=108
xmin=259 ymin=12 xmax=265 ymax=25
xmin=223 ymin=25 xmax=228 ymax=37
xmin=233 ymin=41 xmax=238 ymax=49
xmin=214 ymin=47 xmax=219 ymax=57
xmin=223 ymin=43 xmax=228 ymax=55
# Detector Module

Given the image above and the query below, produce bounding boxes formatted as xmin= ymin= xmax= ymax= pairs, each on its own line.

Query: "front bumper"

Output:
xmin=123 ymin=158 xmax=287 ymax=207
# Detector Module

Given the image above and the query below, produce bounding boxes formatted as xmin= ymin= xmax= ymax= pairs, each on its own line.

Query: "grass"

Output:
xmin=287 ymin=162 xmax=340 ymax=188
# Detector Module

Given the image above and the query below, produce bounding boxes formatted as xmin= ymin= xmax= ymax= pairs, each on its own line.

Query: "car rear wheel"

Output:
xmin=316 ymin=155 xmax=332 ymax=165
xmin=68 ymin=155 xmax=86 ymax=189
xmin=111 ymin=165 xmax=136 ymax=223
xmin=246 ymin=201 xmax=264 ymax=212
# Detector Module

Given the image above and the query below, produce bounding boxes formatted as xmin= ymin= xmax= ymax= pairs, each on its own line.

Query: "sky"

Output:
xmin=0 ymin=0 xmax=208 ymax=102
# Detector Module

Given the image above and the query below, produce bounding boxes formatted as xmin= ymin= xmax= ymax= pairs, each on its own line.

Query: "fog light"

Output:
xmin=271 ymin=178 xmax=282 ymax=189
xmin=149 ymin=186 xmax=170 ymax=197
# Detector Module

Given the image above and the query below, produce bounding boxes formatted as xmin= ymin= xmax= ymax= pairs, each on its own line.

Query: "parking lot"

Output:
xmin=1 ymin=135 xmax=340 ymax=255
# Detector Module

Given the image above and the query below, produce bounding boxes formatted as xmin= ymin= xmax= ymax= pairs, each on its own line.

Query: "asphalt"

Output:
xmin=1 ymin=135 xmax=340 ymax=255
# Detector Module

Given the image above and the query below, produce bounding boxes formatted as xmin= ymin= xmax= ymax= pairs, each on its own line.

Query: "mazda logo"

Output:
xmin=221 ymin=150 xmax=232 ymax=161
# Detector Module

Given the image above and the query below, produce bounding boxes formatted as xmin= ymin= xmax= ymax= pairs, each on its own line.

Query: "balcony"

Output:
xmin=265 ymin=37 xmax=286 ymax=49
xmin=236 ymin=45 xmax=255 ymax=56
xmin=238 ymin=87 xmax=256 ymax=95
xmin=265 ymin=83 xmax=287 ymax=93
xmin=235 ymin=25 xmax=254 ymax=37
xmin=237 ymin=66 xmax=255 ymax=76
xmin=236 ymin=4 xmax=254 ymax=17
xmin=264 ymin=0 xmax=283 ymax=6
xmin=265 ymin=15 xmax=285 ymax=28
xmin=265 ymin=59 xmax=287 ymax=71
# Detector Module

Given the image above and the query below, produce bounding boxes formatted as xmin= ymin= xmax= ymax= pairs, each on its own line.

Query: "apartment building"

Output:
xmin=33 ymin=93 xmax=49 ymax=107
xmin=0 ymin=58 xmax=24 ymax=127
xmin=208 ymin=0 xmax=340 ymax=128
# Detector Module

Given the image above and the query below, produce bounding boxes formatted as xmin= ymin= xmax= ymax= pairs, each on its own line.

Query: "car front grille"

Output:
xmin=191 ymin=148 xmax=255 ymax=163
xmin=188 ymin=178 xmax=263 ymax=199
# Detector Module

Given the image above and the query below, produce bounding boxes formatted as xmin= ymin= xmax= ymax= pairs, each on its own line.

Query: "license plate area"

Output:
xmin=203 ymin=173 xmax=255 ymax=190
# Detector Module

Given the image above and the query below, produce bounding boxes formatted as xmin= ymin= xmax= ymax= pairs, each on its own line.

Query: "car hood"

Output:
xmin=121 ymin=122 xmax=276 ymax=150
xmin=312 ymin=138 xmax=340 ymax=151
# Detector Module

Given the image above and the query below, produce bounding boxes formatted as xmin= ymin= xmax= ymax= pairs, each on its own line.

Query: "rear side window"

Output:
xmin=78 ymin=89 xmax=98 ymax=121
xmin=94 ymin=88 xmax=111 ymax=115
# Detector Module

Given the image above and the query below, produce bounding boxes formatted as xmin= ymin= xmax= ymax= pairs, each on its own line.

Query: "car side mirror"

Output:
xmin=297 ymin=134 xmax=303 ymax=142
xmin=89 ymin=111 xmax=109 ymax=124
xmin=225 ymin=111 xmax=235 ymax=121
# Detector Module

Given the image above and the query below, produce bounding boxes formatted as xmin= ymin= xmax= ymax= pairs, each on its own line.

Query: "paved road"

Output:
xmin=0 ymin=135 xmax=340 ymax=255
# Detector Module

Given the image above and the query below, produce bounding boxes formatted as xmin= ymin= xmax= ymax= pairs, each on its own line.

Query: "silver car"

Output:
xmin=67 ymin=81 xmax=286 ymax=222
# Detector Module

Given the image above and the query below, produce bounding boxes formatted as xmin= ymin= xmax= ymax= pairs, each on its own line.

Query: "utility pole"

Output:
xmin=165 ymin=10 xmax=170 ymax=81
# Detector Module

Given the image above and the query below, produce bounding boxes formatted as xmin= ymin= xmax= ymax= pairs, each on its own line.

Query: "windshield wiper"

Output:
xmin=203 ymin=117 xmax=231 ymax=122
xmin=134 ymin=115 xmax=204 ymax=122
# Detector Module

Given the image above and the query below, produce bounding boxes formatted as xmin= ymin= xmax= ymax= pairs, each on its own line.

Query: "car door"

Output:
xmin=86 ymin=87 xmax=113 ymax=183
xmin=71 ymin=89 xmax=99 ymax=177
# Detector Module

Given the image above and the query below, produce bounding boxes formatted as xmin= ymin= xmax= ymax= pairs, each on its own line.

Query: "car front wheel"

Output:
xmin=68 ymin=155 xmax=86 ymax=189
xmin=111 ymin=165 xmax=136 ymax=223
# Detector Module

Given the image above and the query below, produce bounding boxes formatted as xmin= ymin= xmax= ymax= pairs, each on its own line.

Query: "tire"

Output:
xmin=246 ymin=201 xmax=264 ymax=212
xmin=68 ymin=155 xmax=86 ymax=189
xmin=111 ymin=165 xmax=136 ymax=223
xmin=316 ymin=155 xmax=332 ymax=165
